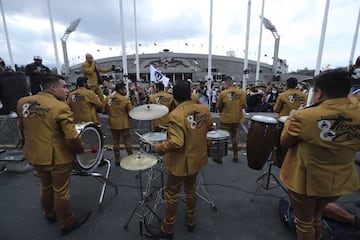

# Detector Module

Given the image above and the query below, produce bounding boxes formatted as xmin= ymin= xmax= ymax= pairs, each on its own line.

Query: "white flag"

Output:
xmin=150 ymin=65 xmax=169 ymax=88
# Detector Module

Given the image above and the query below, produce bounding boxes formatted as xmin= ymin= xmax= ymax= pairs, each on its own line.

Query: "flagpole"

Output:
xmin=133 ymin=0 xmax=140 ymax=82
xmin=242 ymin=0 xmax=251 ymax=91
xmin=119 ymin=0 xmax=129 ymax=95
xmin=349 ymin=7 xmax=360 ymax=67
xmin=207 ymin=0 xmax=213 ymax=108
xmin=255 ymin=0 xmax=265 ymax=85
xmin=47 ymin=0 xmax=61 ymax=74
xmin=306 ymin=0 xmax=330 ymax=106
xmin=0 ymin=0 xmax=15 ymax=70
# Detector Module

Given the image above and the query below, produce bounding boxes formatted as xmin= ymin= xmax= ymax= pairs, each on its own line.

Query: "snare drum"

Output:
xmin=207 ymin=130 xmax=230 ymax=159
xmin=75 ymin=122 xmax=104 ymax=172
xmin=139 ymin=132 xmax=167 ymax=153
xmin=246 ymin=115 xmax=277 ymax=170
xmin=273 ymin=116 xmax=289 ymax=168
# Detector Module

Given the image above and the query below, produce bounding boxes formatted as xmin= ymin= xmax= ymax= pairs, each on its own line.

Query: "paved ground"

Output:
xmin=1 ymin=148 xmax=360 ymax=240
xmin=1 ymin=112 xmax=360 ymax=240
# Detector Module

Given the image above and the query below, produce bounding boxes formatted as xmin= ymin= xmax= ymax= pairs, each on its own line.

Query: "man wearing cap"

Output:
xmin=147 ymin=80 xmax=214 ymax=239
xmin=81 ymin=53 xmax=115 ymax=102
xmin=0 ymin=58 xmax=14 ymax=72
xmin=25 ymin=56 xmax=51 ymax=95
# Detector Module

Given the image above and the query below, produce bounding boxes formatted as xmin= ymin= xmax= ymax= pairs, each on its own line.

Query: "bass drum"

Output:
xmin=75 ymin=122 xmax=104 ymax=172
xmin=246 ymin=115 xmax=277 ymax=170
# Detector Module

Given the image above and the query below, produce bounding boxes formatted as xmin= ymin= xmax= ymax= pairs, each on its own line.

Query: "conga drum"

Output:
xmin=246 ymin=115 xmax=277 ymax=170
xmin=273 ymin=116 xmax=289 ymax=168
xmin=74 ymin=122 xmax=104 ymax=172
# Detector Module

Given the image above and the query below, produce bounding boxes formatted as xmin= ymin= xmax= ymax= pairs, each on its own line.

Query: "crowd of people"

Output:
xmin=2 ymin=52 xmax=360 ymax=239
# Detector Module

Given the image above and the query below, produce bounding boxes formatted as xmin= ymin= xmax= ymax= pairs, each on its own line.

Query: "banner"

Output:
xmin=150 ymin=64 xmax=169 ymax=88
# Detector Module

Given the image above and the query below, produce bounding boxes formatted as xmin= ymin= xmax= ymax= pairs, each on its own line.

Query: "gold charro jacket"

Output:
xmin=216 ymin=86 xmax=247 ymax=124
xmin=17 ymin=92 xmax=80 ymax=165
xmin=81 ymin=62 xmax=112 ymax=87
xmin=149 ymin=91 xmax=176 ymax=128
xmin=273 ymin=88 xmax=307 ymax=117
xmin=280 ymin=98 xmax=360 ymax=196
xmin=67 ymin=87 xmax=103 ymax=124
xmin=104 ymin=92 xmax=132 ymax=129
xmin=155 ymin=100 xmax=214 ymax=176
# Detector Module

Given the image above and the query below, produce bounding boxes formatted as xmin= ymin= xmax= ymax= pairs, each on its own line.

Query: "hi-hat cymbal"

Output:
xmin=129 ymin=104 xmax=169 ymax=120
xmin=120 ymin=152 xmax=158 ymax=171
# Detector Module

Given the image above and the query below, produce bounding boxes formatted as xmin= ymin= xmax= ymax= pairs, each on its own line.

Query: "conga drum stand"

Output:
xmin=121 ymin=152 xmax=162 ymax=236
xmin=250 ymin=150 xmax=287 ymax=202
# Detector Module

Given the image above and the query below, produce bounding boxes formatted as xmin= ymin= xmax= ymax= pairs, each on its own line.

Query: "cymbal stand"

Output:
xmin=250 ymin=148 xmax=287 ymax=202
xmin=123 ymin=167 xmax=161 ymax=236
xmin=146 ymin=155 xmax=166 ymax=224
xmin=195 ymin=170 xmax=217 ymax=211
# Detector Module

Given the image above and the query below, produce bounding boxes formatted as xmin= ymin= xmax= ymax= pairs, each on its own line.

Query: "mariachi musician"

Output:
xmin=16 ymin=74 xmax=91 ymax=235
xmin=273 ymin=77 xmax=307 ymax=117
xmin=279 ymin=68 xmax=360 ymax=240
xmin=149 ymin=82 xmax=176 ymax=132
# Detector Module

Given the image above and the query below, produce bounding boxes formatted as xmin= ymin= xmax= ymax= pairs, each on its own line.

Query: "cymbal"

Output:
xmin=120 ymin=152 xmax=158 ymax=171
xmin=129 ymin=104 xmax=169 ymax=120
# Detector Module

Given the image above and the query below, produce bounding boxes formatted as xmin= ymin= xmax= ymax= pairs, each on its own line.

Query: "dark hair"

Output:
xmin=40 ymin=74 xmax=65 ymax=90
xmin=313 ymin=68 xmax=351 ymax=98
xmin=173 ymin=80 xmax=191 ymax=102
xmin=223 ymin=75 xmax=233 ymax=83
xmin=115 ymin=82 xmax=126 ymax=92
xmin=286 ymin=78 xmax=298 ymax=88
xmin=155 ymin=82 xmax=165 ymax=91
xmin=76 ymin=76 xmax=88 ymax=87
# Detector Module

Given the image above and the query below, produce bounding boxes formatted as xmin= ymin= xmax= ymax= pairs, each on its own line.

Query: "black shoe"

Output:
xmin=145 ymin=225 xmax=173 ymax=240
xmin=233 ymin=158 xmax=239 ymax=162
xmin=44 ymin=214 xmax=57 ymax=224
xmin=187 ymin=224 xmax=195 ymax=232
xmin=213 ymin=159 xmax=223 ymax=164
xmin=115 ymin=162 xmax=120 ymax=166
xmin=60 ymin=211 xmax=91 ymax=236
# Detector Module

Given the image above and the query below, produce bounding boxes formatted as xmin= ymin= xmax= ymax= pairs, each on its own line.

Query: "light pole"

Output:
xmin=61 ymin=18 xmax=81 ymax=75
xmin=262 ymin=17 xmax=280 ymax=76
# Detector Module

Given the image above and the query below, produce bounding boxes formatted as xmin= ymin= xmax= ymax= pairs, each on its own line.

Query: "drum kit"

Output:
xmin=73 ymin=122 xmax=118 ymax=207
xmin=121 ymin=104 xmax=218 ymax=235
xmin=246 ymin=114 xmax=288 ymax=201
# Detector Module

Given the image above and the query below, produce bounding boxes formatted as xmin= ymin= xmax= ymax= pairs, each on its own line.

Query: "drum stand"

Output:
xmin=195 ymin=170 xmax=217 ymax=211
xmin=250 ymin=149 xmax=287 ymax=202
xmin=72 ymin=159 xmax=118 ymax=207
xmin=123 ymin=169 xmax=161 ymax=236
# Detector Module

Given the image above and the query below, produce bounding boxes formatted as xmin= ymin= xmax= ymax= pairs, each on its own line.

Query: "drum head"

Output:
xmin=278 ymin=116 xmax=289 ymax=123
xmin=76 ymin=124 xmax=103 ymax=171
xmin=251 ymin=115 xmax=277 ymax=124
xmin=142 ymin=132 xmax=167 ymax=143
xmin=207 ymin=130 xmax=230 ymax=140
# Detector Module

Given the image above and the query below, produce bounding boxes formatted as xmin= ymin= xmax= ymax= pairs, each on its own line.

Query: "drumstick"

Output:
xmin=135 ymin=131 xmax=152 ymax=145
xmin=84 ymin=148 xmax=98 ymax=153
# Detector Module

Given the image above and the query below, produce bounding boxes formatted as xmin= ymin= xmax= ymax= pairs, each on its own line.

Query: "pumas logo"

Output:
xmin=22 ymin=101 xmax=49 ymax=119
xmin=186 ymin=110 xmax=209 ymax=129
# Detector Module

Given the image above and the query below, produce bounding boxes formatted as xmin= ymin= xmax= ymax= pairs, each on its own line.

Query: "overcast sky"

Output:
xmin=0 ymin=0 xmax=359 ymax=72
